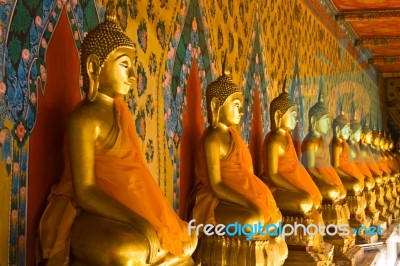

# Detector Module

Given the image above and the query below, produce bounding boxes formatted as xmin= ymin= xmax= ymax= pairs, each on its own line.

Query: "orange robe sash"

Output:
xmin=39 ymin=97 xmax=189 ymax=258
xmin=264 ymin=132 xmax=322 ymax=206
xmin=193 ymin=127 xmax=280 ymax=226
xmin=338 ymin=140 xmax=365 ymax=183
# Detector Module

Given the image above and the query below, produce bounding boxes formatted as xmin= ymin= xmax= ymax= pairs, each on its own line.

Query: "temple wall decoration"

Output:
xmin=386 ymin=78 xmax=400 ymax=140
xmin=0 ymin=0 xmax=382 ymax=264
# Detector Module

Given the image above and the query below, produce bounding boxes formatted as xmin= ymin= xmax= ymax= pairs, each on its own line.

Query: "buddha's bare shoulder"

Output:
xmin=303 ymin=134 xmax=320 ymax=148
xmin=68 ymin=102 xmax=111 ymax=132
xmin=266 ymin=131 xmax=287 ymax=145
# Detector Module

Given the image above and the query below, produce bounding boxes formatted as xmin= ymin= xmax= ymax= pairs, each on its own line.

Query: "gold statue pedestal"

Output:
xmin=346 ymin=194 xmax=380 ymax=244
xmin=280 ymin=211 xmax=334 ymax=266
xmin=192 ymin=234 xmax=287 ymax=266
xmin=375 ymin=183 xmax=392 ymax=226
xmin=384 ymin=180 xmax=399 ymax=220
xmin=320 ymin=201 xmax=366 ymax=265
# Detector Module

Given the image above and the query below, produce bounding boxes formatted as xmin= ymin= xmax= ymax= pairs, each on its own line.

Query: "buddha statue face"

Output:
xmin=372 ymin=133 xmax=380 ymax=148
xmin=339 ymin=124 xmax=350 ymax=140
xmin=333 ymin=114 xmax=350 ymax=139
xmin=269 ymin=90 xmax=297 ymax=131
xmin=279 ymin=106 xmax=298 ymax=131
xmin=206 ymin=74 xmax=242 ymax=128
xmin=351 ymin=128 xmax=361 ymax=142
xmin=313 ymin=114 xmax=330 ymax=135
xmin=96 ymin=47 xmax=135 ymax=98
xmin=218 ymin=92 xmax=244 ymax=126
xmin=362 ymin=131 xmax=372 ymax=144
xmin=350 ymin=121 xmax=362 ymax=142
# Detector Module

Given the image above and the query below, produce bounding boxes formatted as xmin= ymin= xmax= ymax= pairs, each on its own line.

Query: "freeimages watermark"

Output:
xmin=188 ymin=219 xmax=384 ymax=241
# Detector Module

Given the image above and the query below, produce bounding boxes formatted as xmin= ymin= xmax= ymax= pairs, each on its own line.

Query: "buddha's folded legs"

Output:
xmin=70 ymin=212 xmax=150 ymax=265
xmin=272 ymin=189 xmax=314 ymax=214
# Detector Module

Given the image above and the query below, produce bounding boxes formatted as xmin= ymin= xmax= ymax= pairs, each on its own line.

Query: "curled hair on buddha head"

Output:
xmin=206 ymin=51 xmax=241 ymax=127
xmin=332 ymin=108 xmax=349 ymax=137
xmin=80 ymin=0 xmax=136 ymax=99
xmin=269 ymin=74 xmax=297 ymax=130
xmin=362 ymin=120 xmax=371 ymax=134
xmin=308 ymin=86 xmax=330 ymax=132
xmin=350 ymin=111 xmax=361 ymax=133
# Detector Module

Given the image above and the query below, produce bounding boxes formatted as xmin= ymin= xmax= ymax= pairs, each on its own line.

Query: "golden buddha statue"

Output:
xmin=347 ymin=119 xmax=380 ymax=226
xmin=381 ymin=134 xmax=400 ymax=210
xmin=301 ymin=92 xmax=346 ymax=204
xmin=38 ymin=2 xmax=196 ymax=265
xmin=191 ymin=69 xmax=287 ymax=265
xmin=301 ymin=94 xmax=361 ymax=264
xmin=262 ymin=87 xmax=333 ymax=264
xmin=360 ymin=124 xmax=391 ymax=225
xmin=371 ymin=131 xmax=397 ymax=221
xmin=331 ymin=114 xmax=373 ymax=243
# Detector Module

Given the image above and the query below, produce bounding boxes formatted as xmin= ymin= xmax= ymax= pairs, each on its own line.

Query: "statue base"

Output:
xmin=283 ymin=243 xmax=334 ymax=266
xmin=192 ymin=234 xmax=288 ymax=266
xmin=280 ymin=210 xmax=334 ymax=265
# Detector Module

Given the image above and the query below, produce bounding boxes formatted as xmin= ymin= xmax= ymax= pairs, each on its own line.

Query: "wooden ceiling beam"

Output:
xmin=369 ymin=56 xmax=400 ymax=65
xmin=336 ymin=10 xmax=400 ymax=22
xmin=356 ymin=37 xmax=400 ymax=47
xmin=381 ymin=72 xmax=400 ymax=78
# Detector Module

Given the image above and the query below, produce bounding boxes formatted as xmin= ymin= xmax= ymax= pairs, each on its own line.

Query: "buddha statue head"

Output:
xmin=206 ymin=71 xmax=243 ymax=128
xmin=372 ymin=130 xmax=381 ymax=148
xmin=308 ymin=90 xmax=330 ymax=135
xmin=389 ymin=138 xmax=395 ymax=151
xmin=332 ymin=113 xmax=350 ymax=140
xmin=270 ymin=79 xmax=298 ymax=132
xmin=361 ymin=122 xmax=373 ymax=145
xmin=350 ymin=119 xmax=362 ymax=142
xmin=80 ymin=0 xmax=136 ymax=101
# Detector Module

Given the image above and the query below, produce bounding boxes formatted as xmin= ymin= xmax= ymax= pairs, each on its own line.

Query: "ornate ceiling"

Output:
xmin=331 ymin=0 xmax=400 ymax=77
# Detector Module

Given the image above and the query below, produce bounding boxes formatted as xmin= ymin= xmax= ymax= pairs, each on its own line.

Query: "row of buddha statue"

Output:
xmin=36 ymin=2 xmax=400 ymax=265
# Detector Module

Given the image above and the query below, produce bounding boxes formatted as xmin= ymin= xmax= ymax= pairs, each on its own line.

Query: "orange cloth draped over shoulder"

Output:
xmin=193 ymin=127 xmax=280 ymax=226
xmin=351 ymin=143 xmax=374 ymax=179
xmin=373 ymin=150 xmax=391 ymax=175
xmin=387 ymin=154 xmax=400 ymax=171
xmin=263 ymin=132 xmax=322 ymax=206
xmin=338 ymin=140 xmax=365 ymax=183
xmin=39 ymin=97 xmax=189 ymax=258
xmin=362 ymin=145 xmax=383 ymax=176
xmin=305 ymin=137 xmax=346 ymax=195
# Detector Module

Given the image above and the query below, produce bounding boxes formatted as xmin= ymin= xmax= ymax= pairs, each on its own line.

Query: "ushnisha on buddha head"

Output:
xmin=80 ymin=0 xmax=136 ymax=101
xmin=206 ymin=57 xmax=243 ymax=128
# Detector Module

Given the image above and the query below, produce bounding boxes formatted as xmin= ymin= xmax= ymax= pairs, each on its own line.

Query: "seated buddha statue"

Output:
xmin=330 ymin=114 xmax=364 ymax=196
xmin=347 ymin=119 xmax=380 ymax=226
xmin=360 ymin=124 xmax=391 ymax=224
xmin=331 ymin=114 xmax=373 ymax=242
xmin=381 ymin=135 xmax=400 ymax=210
xmin=262 ymin=88 xmax=333 ymax=264
xmin=38 ymin=3 xmax=196 ymax=265
xmin=262 ymin=89 xmax=322 ymax=215
xmin=192 ymin=70 xmax=287 ymax=265
xmin=301 ymin=94 xmax=359 ymax=263
xmin=301 ymin=92 xmax=346 ymax=204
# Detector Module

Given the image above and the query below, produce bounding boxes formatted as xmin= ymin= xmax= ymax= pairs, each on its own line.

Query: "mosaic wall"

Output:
xmin=386 ymin=78 xmax=400 ymax=141
xmin=0 ymin=0 xmax=379 ymax=264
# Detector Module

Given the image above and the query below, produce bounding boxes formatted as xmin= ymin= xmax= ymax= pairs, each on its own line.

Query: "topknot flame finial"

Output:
xmin=317 ymin=86 xmax=324 ymax=104
xmin=282 ymin=73 xmax=287 ymax=93
xmin=105 ymin=0 xmax=117 ymax=23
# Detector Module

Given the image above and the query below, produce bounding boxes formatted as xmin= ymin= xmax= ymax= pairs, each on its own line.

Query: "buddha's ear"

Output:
xmin=211 ymin=97 xmax=221 ymax=128
xmin=274 ymin=110 xmax=282 ymax=129
xmin=335 ymin=125 xmax=340 ymax=136
xmin=86 ymin=54 xmax=101 ymax=101
xmin=310 ymin=116 xmax=316 ymax=130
